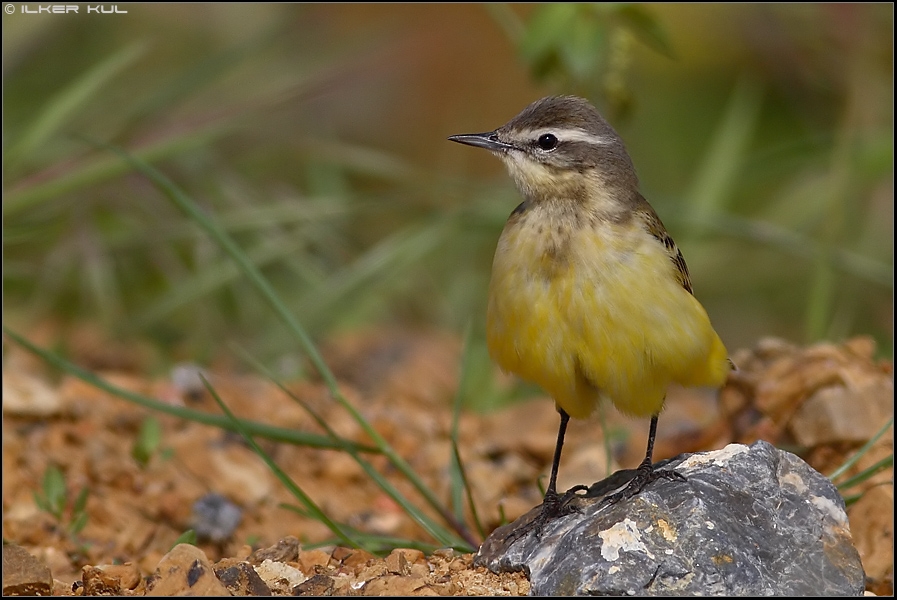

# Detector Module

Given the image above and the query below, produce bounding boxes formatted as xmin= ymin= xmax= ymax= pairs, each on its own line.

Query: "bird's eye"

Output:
xmin=537 ymin=133 xmax=559 ymax=151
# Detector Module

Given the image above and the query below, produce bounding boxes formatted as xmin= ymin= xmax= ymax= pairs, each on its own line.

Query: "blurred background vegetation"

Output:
xmin=3 ymin=4 xmax=893 ymax=394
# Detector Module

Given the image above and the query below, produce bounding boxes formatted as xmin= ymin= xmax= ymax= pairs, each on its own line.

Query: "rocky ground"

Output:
xmin=2 ymin=327 xmax=893 ymax=595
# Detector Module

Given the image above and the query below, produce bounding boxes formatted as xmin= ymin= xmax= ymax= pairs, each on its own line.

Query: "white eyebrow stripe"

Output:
xmin=519 ymin=127 xmax=615 ymax=146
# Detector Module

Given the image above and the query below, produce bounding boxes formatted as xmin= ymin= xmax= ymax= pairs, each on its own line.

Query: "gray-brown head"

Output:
xmin=449 ymin=96 xmax=638 ymax=202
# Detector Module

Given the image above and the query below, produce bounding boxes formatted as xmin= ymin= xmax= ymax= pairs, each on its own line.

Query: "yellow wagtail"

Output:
xmin=449 ymin=96 xmax=732 ymax=531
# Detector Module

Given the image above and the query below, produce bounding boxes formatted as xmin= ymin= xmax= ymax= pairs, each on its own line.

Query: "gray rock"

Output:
xmin=191 ymin=492 xmax=243 ymax=543
xmin=476 ymin=441 xmax=865 ymax=596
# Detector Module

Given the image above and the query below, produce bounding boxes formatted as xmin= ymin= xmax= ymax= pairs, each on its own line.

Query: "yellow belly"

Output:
xmin=486 ymin=218 xmax=729 ymax=419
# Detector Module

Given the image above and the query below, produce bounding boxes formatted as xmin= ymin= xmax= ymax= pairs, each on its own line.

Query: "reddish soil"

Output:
xmin=2 ymin=328 xmax=892 ymax=595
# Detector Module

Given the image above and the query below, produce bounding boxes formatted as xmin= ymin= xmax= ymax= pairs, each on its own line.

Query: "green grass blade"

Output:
xmin=3 ymin=327 xmax=379 ymax=454
xmin=170 ymin=530 xmax=198 ymax=549
xmin=834 ymin=455 xmax=893 ymax=492
xmin=201 ymin=375 xmax=359 ymax=549
xmin=41 ymin=465 xmax=67 ymax=520
xmin=94 ymin=141 xmax=346 ymax=394
xmin=295 ymin=220 xmax=451 ymax=330
xmin=685 ymin=74 xmax=764 ymax=227
xmin=681 ymin=212 xmax=892 ymax=287
xmin=4 ymin=125 xmax=232 ymax=217
xmin=102 ymin=144 xmax=471 ymax=548
xmin=5 ymin=42 xmax=147 ymax=169
xmin=131 ymin=236 xmax=310 ymax=330
xmin=828 ymin=417 xmax=893 ymax=482
xmin=72 ymin=486 xmax=90 ymax=515
xmin=291 ymin=525 xmax=441 ymax=553
xmin=449 ymin=323 xmax=485 ymax=541
xmin=232 ymin=345 xmax=471 ymax=550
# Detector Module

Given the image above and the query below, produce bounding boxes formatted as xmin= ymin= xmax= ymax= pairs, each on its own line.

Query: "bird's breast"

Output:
xmin=491 ymin=206 xmax=643 ymax=301
xmin=485 ymin=206 xmax=725 ymax=417
xmin=488 ymin=212 xmax=640 ymax=352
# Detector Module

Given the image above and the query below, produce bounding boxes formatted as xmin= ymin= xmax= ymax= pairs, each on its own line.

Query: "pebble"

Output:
xmin=2 ymin=545 xmax=53 ymax=596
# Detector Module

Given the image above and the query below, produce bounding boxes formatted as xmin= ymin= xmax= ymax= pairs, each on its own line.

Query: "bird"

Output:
xmin=448 ymin=95 xmax=732 ymax=533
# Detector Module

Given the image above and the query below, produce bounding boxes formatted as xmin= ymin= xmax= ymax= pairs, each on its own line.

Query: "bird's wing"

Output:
xmin=634 ymin=196 xmax=694 ymax=295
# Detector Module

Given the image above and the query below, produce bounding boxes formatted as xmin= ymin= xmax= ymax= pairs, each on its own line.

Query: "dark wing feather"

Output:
xmin=634 ymin=196 xmax=693 ymax=295
xmin=634 ymin=196 xmax=734 ymax=371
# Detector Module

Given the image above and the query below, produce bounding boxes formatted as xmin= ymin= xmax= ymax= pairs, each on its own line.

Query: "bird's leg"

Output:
xmin=541 ymin=408 xmax=589 ymax=513
xmin=506 ymin=408 xmax=587 ymax=544
xmin=602 ymin=413 xmax=685 ymax=505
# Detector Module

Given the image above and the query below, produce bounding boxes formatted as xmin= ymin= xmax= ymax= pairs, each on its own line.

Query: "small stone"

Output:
xmin=249 ymin=536 xmax=300 ymax=565
xmin=409 ymin=563 xmax=431 ymax=579
xmin=356 ymin=560 xmax=388 ymax=582
xmin=81 ymin=566 xmax=123 ymax=596
xmin=253 ymin=559 xmax=307 ymax=595
xmin=51 ymin=580 xmax=71 ymax=596
xmin=296 ymin=549 xmax=332 ymax=575
xmin=328 ymin=546 xmax=353 ymax=563
xmin=170 ymin=363 xmax=209 ymax=401
xmin=431 ymin=547 xmax=456 ymax=560
xmin=82 ymin=562 xmax=143 ymax=595
xmin=2 ymin=545 xmax=52 ymax=596
xmin=391 ymin=548 xmax=426 ymax=565
xmin=849 ymin=485 xmax=894 ymax=593
xmin=360 ymin=574 xmax=436 ymax=596
xmin=430 ymin=579 xmax=458 ymax=595
xmin=384 ymin=550 xmax=409 ymax=575
xmin=214 ymin=558 xmax=271 ymax=596
xmin=104 ymin=563 xmax=143 ymax=591
xmin=339 ymin=548 xmax=377 ymax=571
xmin=2 ymin=371 xmax=63 ymax=418
xmin=190 ymin=493 xmax=242 ymax=543
xmin=233 ymin=545 xmax=253 ymax=561
xmin=146 ymin=544 xmax=231 ymax=596
xmin=292 ymin=573 xmax=334 ymax=596
xmin=790 ymin=379 xmax=893 ymax=446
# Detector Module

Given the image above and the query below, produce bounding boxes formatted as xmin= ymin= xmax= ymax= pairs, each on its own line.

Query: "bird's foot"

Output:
xmin=601 ymin=460 xmax=686 ymax=506
xmin=505 ymin=484 xmax=589 ymax=546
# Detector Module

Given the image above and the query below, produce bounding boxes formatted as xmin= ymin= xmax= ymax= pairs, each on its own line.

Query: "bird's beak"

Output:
xmin=448 ymin=131 xmax=515 ymax=152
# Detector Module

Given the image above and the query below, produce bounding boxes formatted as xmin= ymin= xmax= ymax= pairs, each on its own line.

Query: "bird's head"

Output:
xmin=449 ymin=96 xmax=638 ymax=202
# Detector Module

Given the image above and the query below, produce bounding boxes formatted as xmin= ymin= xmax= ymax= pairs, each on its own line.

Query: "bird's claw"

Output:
xmin=602 ymin=464 xmax=686 ymax=506
xmin=505 ymin=484 xmax=589 ymax=545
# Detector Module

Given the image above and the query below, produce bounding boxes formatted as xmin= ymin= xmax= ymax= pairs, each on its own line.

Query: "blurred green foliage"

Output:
xmin=3 ymin=4 xmax=893 ymax=384
xmin=33 ymin=464 xmax=90 ymax=537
